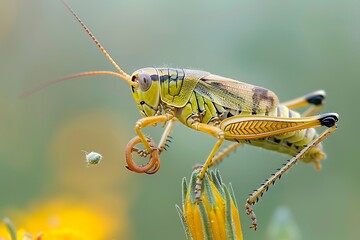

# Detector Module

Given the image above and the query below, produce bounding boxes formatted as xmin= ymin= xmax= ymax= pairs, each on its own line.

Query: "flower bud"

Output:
xmin=176 ymin=169 xmax=243 ymax=240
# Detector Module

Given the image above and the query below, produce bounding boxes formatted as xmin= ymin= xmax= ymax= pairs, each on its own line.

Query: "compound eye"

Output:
xmin=138 ymin=73 xmax=152 ymax=92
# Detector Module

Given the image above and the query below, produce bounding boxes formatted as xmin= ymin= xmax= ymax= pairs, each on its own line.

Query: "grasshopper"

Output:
xmin=26 ymin=0 xmax=339 ymax=230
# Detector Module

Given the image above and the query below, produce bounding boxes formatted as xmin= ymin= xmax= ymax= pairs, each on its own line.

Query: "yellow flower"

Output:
xmin=1 ymin=217 xmax=86 ymax=240
xmin=34 ymin=229 xmax=87 ymax=240
xmin=0 ymin=199 xmax=117 ymax=240
xmin=1 ymin=218 xmax=34 ymax=240
xmin=176 ymin=169 xmax=243 ymax=240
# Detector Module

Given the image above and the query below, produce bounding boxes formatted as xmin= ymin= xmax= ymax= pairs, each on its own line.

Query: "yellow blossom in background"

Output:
xmin=35 ymin=228 xmax=87 ymax=240
xmin=0 ymin=218 xmax=34 ymax=240
xmin=0 ymin=198 xmax=117 ymax=240
xmin=1 ymin=227 xmax=86 ymax=240
xmin=177 ymin=169 xmax=243 ymax=240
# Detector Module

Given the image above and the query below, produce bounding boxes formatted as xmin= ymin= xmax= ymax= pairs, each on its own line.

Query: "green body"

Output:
xmin=130 ymin=67 xmax=324 ymax=167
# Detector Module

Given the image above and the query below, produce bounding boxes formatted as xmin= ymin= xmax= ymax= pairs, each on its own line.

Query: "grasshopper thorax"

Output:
xmin=130 ymin=68 xmax=161 ymax=117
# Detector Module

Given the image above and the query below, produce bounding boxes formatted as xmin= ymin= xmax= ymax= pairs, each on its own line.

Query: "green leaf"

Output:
xmin=176 ymin=205 xmax=193 ymax=240
xmin=203 ymin=174 xmax=216 ymax=207
xmin=223 ymin=185 xmax=236 ymax=240
xmin=199 ymin=202 xmax=213 ymax=240
xmin=182 ymin=177 xmax=188 ymax=207
xmin=228 ymin=183 xmax=238 ymax=209
xmin=3 ymin=217 xmax=17 ymax=240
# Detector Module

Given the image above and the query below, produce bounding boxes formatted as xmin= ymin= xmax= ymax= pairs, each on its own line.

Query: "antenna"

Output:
xmin=21 ymin=0 xmax=138 ymax=98
xmin=20 ymin=71 xmax=126 ymax=98
xmin=61 ymin=0 xmax=135 ymax=85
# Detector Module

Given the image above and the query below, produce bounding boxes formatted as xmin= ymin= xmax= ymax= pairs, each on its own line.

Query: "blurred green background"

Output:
xmin=1 ymin=0 xmax=359 ymax=239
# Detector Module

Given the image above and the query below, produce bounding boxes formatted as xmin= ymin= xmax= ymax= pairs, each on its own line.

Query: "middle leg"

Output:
xmin=190 ymin=122 xmax=225 ymax=200
xmin=209 ymin=142 xmax=242 ymax=168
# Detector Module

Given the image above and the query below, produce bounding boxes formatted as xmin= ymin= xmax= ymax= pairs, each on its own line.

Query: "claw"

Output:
xmin=245 ymin=203 xmax=258 ymax=231
xmin=145 ymin=159 xmax=161 ymax=174
xmin=192 ymin=164 xmax=203 ymax=170
xmin=125 ymin=136 xmax=160 ymax=174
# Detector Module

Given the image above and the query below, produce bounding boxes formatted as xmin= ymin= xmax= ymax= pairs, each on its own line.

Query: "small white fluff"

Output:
xmin=82 ymin=150 xmax=103 ymax=166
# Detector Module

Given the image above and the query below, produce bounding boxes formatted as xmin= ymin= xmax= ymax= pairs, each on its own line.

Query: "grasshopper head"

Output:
xmin=130 ymin=68 xmax=161 ymax=117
